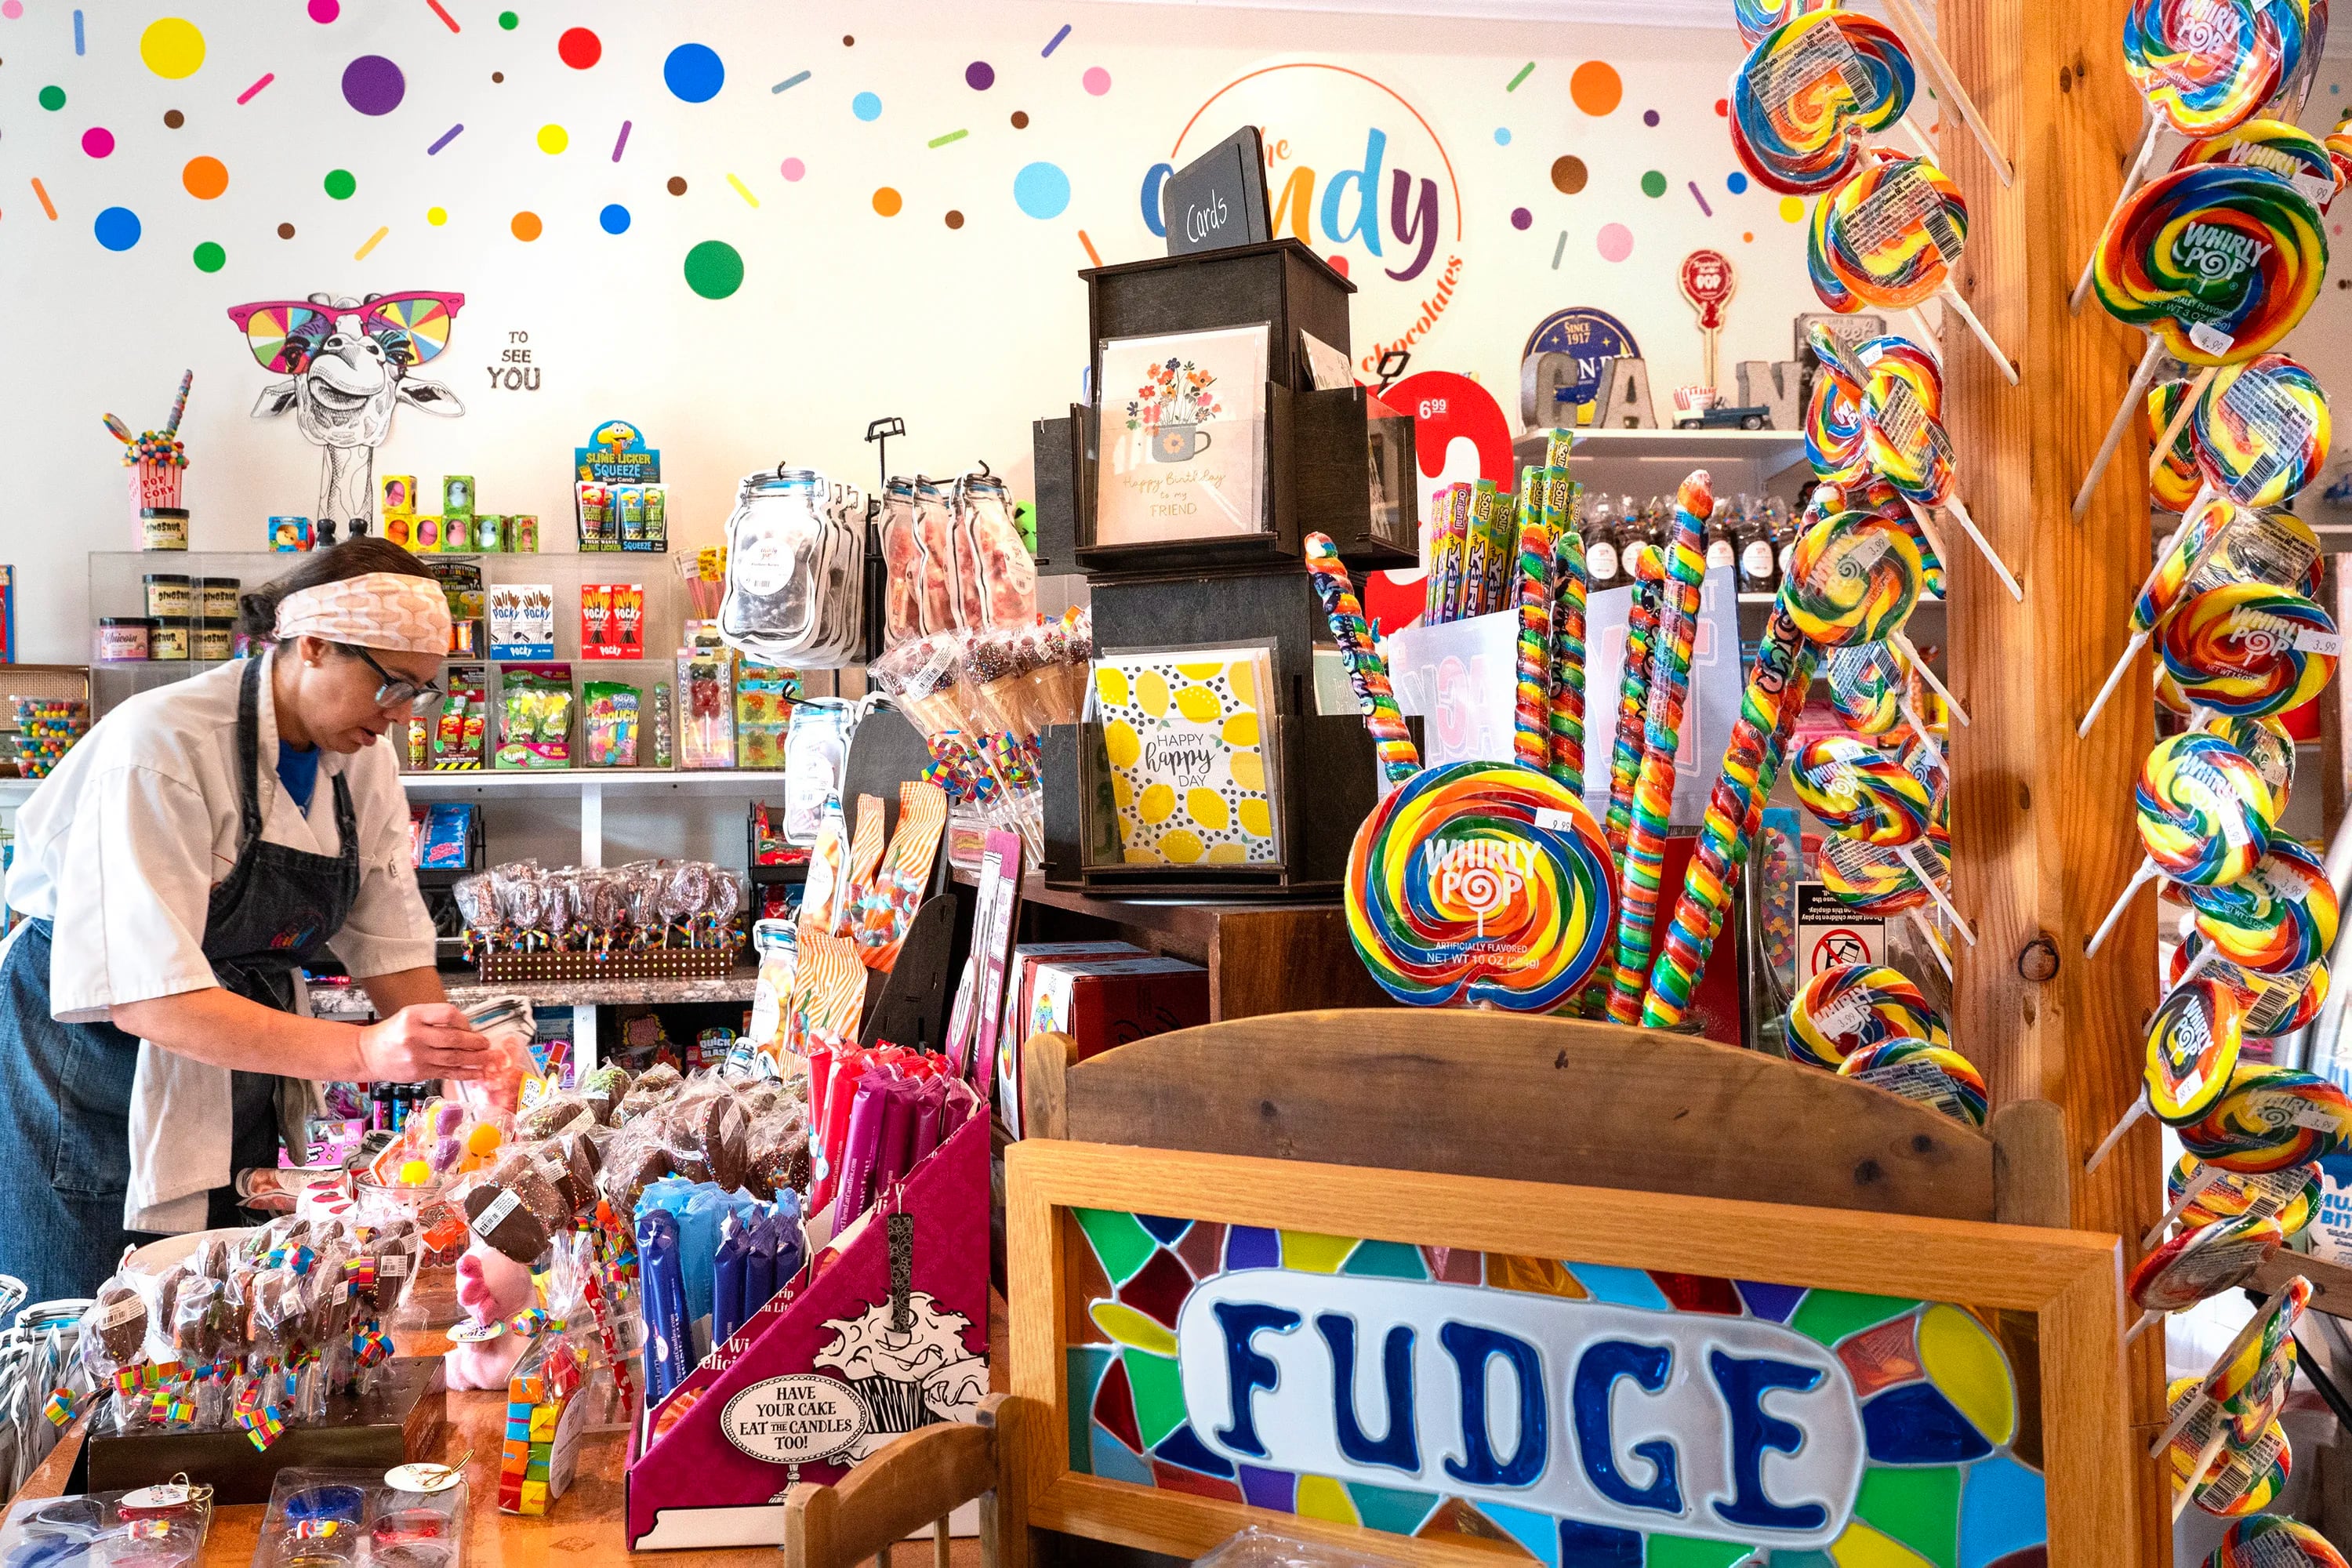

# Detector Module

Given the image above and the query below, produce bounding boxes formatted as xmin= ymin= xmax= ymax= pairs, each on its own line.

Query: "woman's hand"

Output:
xmin=357 ymin=1004 xmax=491 ymax=1083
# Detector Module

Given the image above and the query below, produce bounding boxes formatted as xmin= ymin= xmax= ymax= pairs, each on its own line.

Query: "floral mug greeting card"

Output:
xmin=1093 ymin=324 xmax=1269 ymax=546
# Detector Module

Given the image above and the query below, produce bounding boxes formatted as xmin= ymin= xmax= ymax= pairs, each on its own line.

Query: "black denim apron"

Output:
xmin=0 ymin=657 xmax=360 ymax=1300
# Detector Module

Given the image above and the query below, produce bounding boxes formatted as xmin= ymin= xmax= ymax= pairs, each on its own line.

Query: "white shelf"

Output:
xmin=444 ymin=970 xmax=760 ymax=1008
xmin=1514 ymin=428 xmax=1808 ymax=471
xmin=399 ymin=768 xmax=790 ymax=798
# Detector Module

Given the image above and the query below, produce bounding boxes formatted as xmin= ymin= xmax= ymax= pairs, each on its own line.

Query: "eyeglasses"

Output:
xmin=223 ymin=292 xmax=466 ymax=376
xmin=349 ymin=646 xmax=445 ymax=713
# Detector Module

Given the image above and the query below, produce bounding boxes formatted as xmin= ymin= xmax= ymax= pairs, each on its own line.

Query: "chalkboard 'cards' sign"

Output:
xmin=1162 ymin=126 xmax=1272 ymax=257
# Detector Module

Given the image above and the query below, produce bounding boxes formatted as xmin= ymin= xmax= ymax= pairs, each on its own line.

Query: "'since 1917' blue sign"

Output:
xmin=1177 ymin=1273 xmax=1860 ymax=1551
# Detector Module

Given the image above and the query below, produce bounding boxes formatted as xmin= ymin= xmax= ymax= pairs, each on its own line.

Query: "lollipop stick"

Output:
xmin=2084 ymin=1094 xmax=2149 ymax=1175
xmin=1893 ymin=634 xmax=1969 ymax=727
xmin=2074 ymin=339 xmax=2166 ymax=517
xmin=1938 ymin=285 xmax=2017 ymax=384
xmin=2077 ymin=632 xmax=2151 ymax=738
xmin=2142 ymin=1164 xmax=2222 ymax=1249
xmin=2176 ymin=943 xmax=2219 ymax=988
xmin=1908 ymin=907 xmax=1955 ymax=982
xmin=2070 ymin=118 xmax=2161 ymax=314
xmin=2123 ymin=1305 xmax=2161 ymax=1348
xmin=1900 ymin=690 xmax=1946 ymax=775
xmin=2172 ymin=1427 xmax=2231 ymax=1521
xmin=1882 ymin=0 xmax=2014 ymax=186
xmin=1897 ymin=840 xmax=1977 ymax=945
xmin=1938 ymin=495 xmax=2024 ymax=601
xmin=2146 ymin=367 xmax=2215 ymax=484
xmin=2085 ymin=858 xmax=2158 ymax=958
xmin=1899 ymin=118 xmax=1939 ymax=165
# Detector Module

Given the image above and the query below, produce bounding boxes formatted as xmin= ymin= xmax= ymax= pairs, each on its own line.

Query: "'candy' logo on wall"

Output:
xmin=1141 ymin=63 xmax=1465 ymax=376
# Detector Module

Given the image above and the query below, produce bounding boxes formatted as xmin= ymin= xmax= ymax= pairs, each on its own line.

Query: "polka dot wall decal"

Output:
xmin=182 ymin=155 xmax=226 ymax=198
xmin=498 ymin=10 xmax=517 ymax=28
xmin=666 ymin=175 xmax=688 ymax=194
xmin=872 ymin=186 xmax=902 ymax=216
xmin=1551 ymin=155 xmax=1587 ymax=194
xmin=599 ymin=202 xmax=630 ymax=233
xmin=1013 ymin=159 xmax=1070 ymax=218
xmin=277 ymin=221 xmax=296 ymax=238
xmin=81 ymin=127 xmax=113 ymax=158
xmin=324 ymin=168 xmax=355 ymax=198
xmin=1326 ymin=253 xmax=1349 ymax=277
xmin=945 ymin=209 xmax=964 ymax=228
xmin=1727 ymin=171 xmax=1749 ymax=194
xmin=308 ymin=0 xmax=339 ymax=20
xmin=164 ymin=109 xmax=184 ymax=127
xmin=557 ymin=27 xmax=601 ymax=68
xmin=966 ymin=61 xmax=993 ymax=89
xmin=510 ymin=209 xmax=542 ymax=240
xmin=342 ymin=54 xmax=405 ymax=114
xmin=426 ymin=205 xmax=446 ymax=224
xmin=1011 ymin=110 xmax=1029 ymax=129
xmin=536 ymin=123 xmax=567 ymax=153
xmin=1082 ymin=66 xmax=1111 ymax=95
xmin=1494 ymin=127 xmax=1510 ymax=146
xmin=93 ymin=205 xmax=140 ymax=250
xmin=843 ymin=34 xmax=854 ymax=45
xmin=1778 ymin=194 xmax=1804 ymax=221
xmin=192 ymin=240 xmax=224 ymax=271
xmin=140 ymin=18 xmax=205 ymax=79
xmin=38 ymin=85 xmax=64 ymax=110
xmin=1742 ymin=230 xmax=1755 ymax=241
xmin=779 ymin=157 xmax=804 ymax=180
xmin=683 ymin=238 xmax=743 ymax=298
xmin=1643 ymin=109 xmax=1660 ymax=126
xmin=852 ymin=91 xmax=881 ymax=121
xmin=1510 ymin=207 xmax=1531 ymax=229
xmin=1640 ymin=170 xmax=1666 ymax=197
xmin=491 ymin=71 xmax=503 ymax=82
xmin=663 ymin=42 xmax=724 ymax=103
xmin=1715 ymin=97 xmax=1728 ymax=116
xmin=1570 ymin=60 xmax=1621 ymax=116
xmin=1 ymin=2 xmax=20 ymax=18
xmin=1596 ymin=222 xmax=1632 ymax=262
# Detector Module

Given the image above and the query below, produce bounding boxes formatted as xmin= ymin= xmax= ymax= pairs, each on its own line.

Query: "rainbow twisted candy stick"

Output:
xmin=2184 ymin=836 xmax=2341 ymax=977
xmin=1304 ymin=532 xmax=1419 ymax=789
xmin=1542 ymin=470 xmax=1587 ymax=794
xmin=2191 ymin=351 xmax=2332 ymax=508
xmin=1512 ymin=501 xmax=1554 ymax=771
xmin=1605 ymin=474 xmax=1711 ymax=1023
xmin=1642 ymin=602 xmax=1818 ymax=1028
xmin=1603 ymin=544 xmax=1664 ymax=866
xmin=2086 ymin=731 xmax=2278 ymax=956
xmin=1731 ymin=12 xmax=1915 ymax=196
xmin=1342 ymin=760 xmax=1614 ymax=1011
xmin=2158 ymin=583 xmax=2339 ymax=719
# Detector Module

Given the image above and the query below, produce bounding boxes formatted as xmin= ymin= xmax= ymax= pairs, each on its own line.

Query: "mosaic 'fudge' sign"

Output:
xmin=1066 ymin=1209 xmax=2048 ymax=1566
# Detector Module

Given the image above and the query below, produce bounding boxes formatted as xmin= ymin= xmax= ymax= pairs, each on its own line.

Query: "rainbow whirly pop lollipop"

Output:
xmin=1809 ymin=151 xmax=2016 ymax=380
xmin=1730 ymin=11 xmax=1918 ymax=195
xmin=1792 ymin=732 xmax=1976 ymax=941
xmin=2175 ymin=117 xmax=2342 ymax=213
xmin=2182 ymin=835 xmax=2342 ymax=978
xmin=2070 ymin=0 xmax=2294 ymax=313
xmin=1785 ymin=961 xmax=1947 ymax=1068
xmin=2158 ymin=583 xmax=2340 ymax=720
xmin=2190 ymin=351 xmax=2333 ymax=508
xmin=2150 ymin=1153 xmax=2320 ymax=1247
xmin=2085 ymin=730 xmax=2280 ymax=957
xmin=2085 ymin=975 xmax=2246 ymax=1172
xmin=2201 ymin=1514 xmax=2347 ymax=1568
xmin=2076 ymin=163 xmax=2328 ymax=514
xmin=1805 ymin=364 xmax=1871 ymax=485
xmin=2078 ymin=496 xmax=2324 ymax=735
xmin=2178 ymin=1064 xmax=2352 ymax=1173
xmin=1825 ymin=640 xmax=1944 ymax=772
xmin=1838 ymin=1037 xmax=1987 ymax=1127
xmin=1781 ymin=506 xmax=1965 ymax=722
xmin=2148 ymin=378 xmax=2209 ymax=514
xmin=1820 ymin=829 xmax=1958 ymax=979
xmin=2161 ymin=1276 xmax=2315 ymax=1523
xmin=1857 ymin=335 xmax=2024 ymax=598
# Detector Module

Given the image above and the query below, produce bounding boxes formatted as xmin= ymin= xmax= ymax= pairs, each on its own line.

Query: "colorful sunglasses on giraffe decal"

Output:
xmin=223 ymin=292 xmax=467 ymax=375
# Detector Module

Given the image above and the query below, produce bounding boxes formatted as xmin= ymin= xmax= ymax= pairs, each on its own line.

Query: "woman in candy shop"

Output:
xmin=0 ymin=538 xmax=491 ymax=1301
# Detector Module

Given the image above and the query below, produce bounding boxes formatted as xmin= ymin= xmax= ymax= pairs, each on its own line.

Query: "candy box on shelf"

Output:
xmin=993 ymin=942 xmax=1145 ymax=1135
xmin=268 ymin=517 xmax=313 ymax=552
xmin=1008 ymin=955 xmax=1208 ymax=1133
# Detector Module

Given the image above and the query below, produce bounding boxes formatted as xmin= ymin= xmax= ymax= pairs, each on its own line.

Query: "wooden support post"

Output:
xmin=1936 ymin=0 xmax=2161 ymax=1557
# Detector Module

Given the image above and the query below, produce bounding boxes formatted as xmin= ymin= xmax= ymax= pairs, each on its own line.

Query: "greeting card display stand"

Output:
xmin=623 ymin=1113 xmax=990 ymax=1551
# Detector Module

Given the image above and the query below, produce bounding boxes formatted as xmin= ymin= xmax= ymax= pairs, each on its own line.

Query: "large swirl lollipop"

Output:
xmin=1838 ymin=1037 xmax=1987 ymax=1127
xmin=2085 ymin=975 xmax=2246 ymax=1172
xmin=1730 ymin=12 xmax=1917 ymax=195
xmin=1857 ymin=336 xmax=2025 ymax=598
xmin=2178 ymin=1064 xmax=2352 ymax=1173
xmin=2190 ymin=350 xmax=2333 ymax=508
xmin=2151 ymin=1155 xmax=2320 ymax=1248
xmin=1785 ymin=962 xmax=1947 ymax=1068
xmin=1782 ymin=508 xmax=1965 ymax=720
xmin=2165 ymin=1278 xmax=2312 ymax=1521
xmin=1825 ymin=641 xmax=1946 ymax=773
xmin=2182 ymin=835 xmax=2342 ymax=978
xmin=2068 ymin=0 xmax=2293 ymax=314
xmin=1792 ymin=733 xmax=1976 ymax=940
xmin=2159 ymin=583 xmax=2340 ymax=720
xmin=1809 ymin=151 xmax=2016 ymax=380
xmin=2075 ymin=163 xmax=2328 ymax=515
xmin=2085 ymin=731 xmax=2280 ymax=957
xmin=1605 ymin=474 xmax=1711 ymax=1023
xmin=2171 ymin=932 xmax=2328 ymax=1039
xmin=2078 ymin=497 xmax=2324 ymax=734
xmin=1344 ymin=760 xmax=1615 ymax=1011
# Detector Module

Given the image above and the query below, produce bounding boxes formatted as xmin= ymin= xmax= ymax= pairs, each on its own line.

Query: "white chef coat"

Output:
xmin=2 ymin=650 xmax=434 ymax=1229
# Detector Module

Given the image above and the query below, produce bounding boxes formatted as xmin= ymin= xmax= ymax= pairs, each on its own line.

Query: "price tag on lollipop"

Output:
xmin=1679 ymin=249 xmax=1737 ymax=390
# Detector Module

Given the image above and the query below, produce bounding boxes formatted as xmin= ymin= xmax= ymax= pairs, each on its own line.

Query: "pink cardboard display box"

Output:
xmin=624 ymin=1112 xmax=989 ymax=1550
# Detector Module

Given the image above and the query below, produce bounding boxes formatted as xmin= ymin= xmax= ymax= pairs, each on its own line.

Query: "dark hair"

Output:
xmin=236 ymin=535 xmax=434 ymax=641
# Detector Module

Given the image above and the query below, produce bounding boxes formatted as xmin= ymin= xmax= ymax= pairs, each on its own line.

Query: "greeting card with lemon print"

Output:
xmin=1093 ymin=649 xmax=1279 ymax=866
